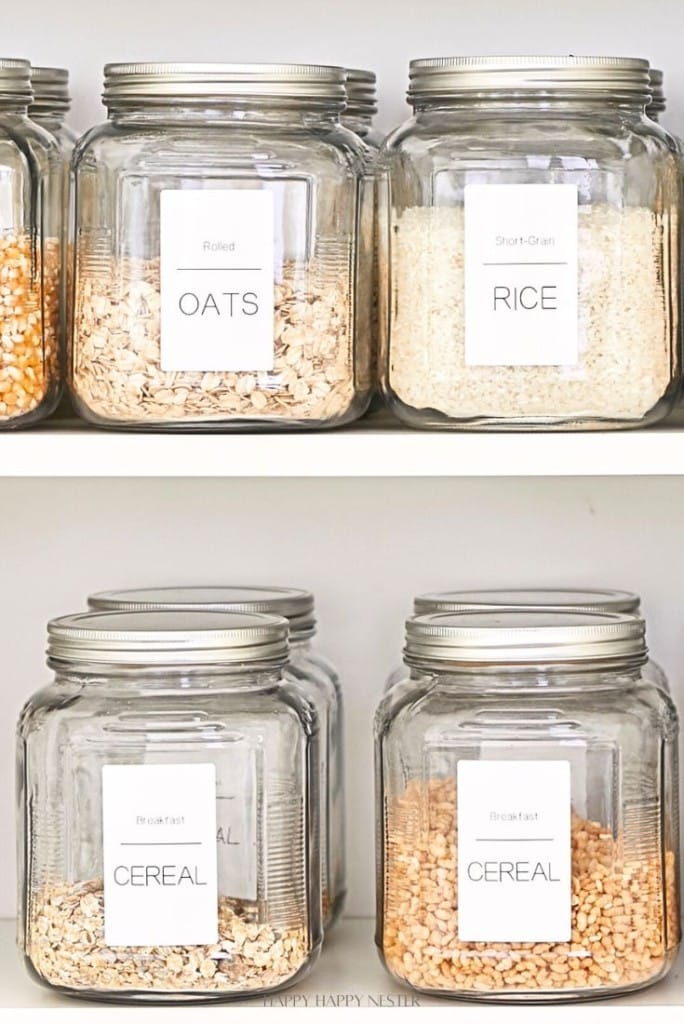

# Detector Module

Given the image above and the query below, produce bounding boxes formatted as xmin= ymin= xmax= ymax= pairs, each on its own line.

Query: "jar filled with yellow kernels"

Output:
xmin=0 ymin=59 xmax=62 ymax=426
xmin=375 ymin=610 xmax=680 ymax=1001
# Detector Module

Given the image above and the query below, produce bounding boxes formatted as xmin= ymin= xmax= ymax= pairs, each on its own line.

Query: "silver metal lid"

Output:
xmin=48 ymin=609 xmax=289 ymax=668
xmin=404 ymin=609 xmax=646 ymax=667
xmin=103 ymin=62 xmax=346 ymax=108
xmin=344 ymin=68 xmax=378 ymax=117
xmin=408 ymin=56 xmax=652 ymax=104
xmin=0 ymin=58 xmax=32 ymax=104
xmin=647 ymin=68 xmax=665 ymax=115
xmin=414 ymin=588 xmax=641 ymax=616
xmin=88 ymin=586 xmax=316 ymax=638
xmin=30 ymin=66 xmax=70 ymax=115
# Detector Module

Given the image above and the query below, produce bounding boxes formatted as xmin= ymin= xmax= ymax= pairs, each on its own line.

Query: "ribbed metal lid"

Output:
xmin=30 ymin=66 xmax=70 ymax=113
xmin=408 ymin=56 xmax=652 ymax=103
xmin=88 ymin=586 xmax=316 ymax=638
xmin=414 ymin=588 xmax=641 ymax=616
xmin=404 ymin=609 xmax=646 ymax=666
xmin=344 ymin=68 xmax=378 ymax=117
xmin=48 ymin=609 xmax=289 ymax=668
xmin=0 ymin=58 xmax=32 ymax=104
xmin=647 ymin=68 xmax=665 ymax=115
xmin=103 ymin=62 xmax=346 ymax=107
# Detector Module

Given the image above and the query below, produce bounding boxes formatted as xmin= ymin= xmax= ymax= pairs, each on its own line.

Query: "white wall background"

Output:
xmin=2 ymin=475 xmax=684 ymax=919
xmin=3 ymin=0 xmax=684 ymax=138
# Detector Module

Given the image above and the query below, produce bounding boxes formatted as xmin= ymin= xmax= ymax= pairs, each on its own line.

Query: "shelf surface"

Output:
xmin=3 ymin=917 xmax=684 ymax=1018
xmin=4 ymin=411 xmax=684 ymax=478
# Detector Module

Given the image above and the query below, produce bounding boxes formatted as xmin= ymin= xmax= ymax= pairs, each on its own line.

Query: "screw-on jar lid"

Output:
xmin=404 ymin=609 xmax=646 ymax=667
xmin=345 ymin=68 xmax=378 ymax=117
xmin=647 ymin=68 xmax=666 ymax=115
xmin=0 ymin=58 xmax=32 ymax=104
xmin=414 ymin=588 xmax=641 ymax=616
xmin=103 ymin=62 xmax=346 ymax=108
xmin=88 ymin=586 xmax=316 ymax=638
xmin=408 ymin=56 xmax=652 ymax=104
xmin=48 ymin=609 xmax=289 ymax=668
xmin=30 ymin=66 xmax=70 ymax=110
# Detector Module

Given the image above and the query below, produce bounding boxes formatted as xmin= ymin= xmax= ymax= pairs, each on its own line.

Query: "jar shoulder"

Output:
xmin=382 ymin=111 xmax=679 ymax=166
xmin=74 ymin=119 xmax=366 ymax=178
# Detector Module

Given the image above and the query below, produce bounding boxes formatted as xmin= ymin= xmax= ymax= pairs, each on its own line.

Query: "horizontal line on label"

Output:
xmin=482 ymin=261 xmax=569 ymax=267
xmin=119 ymin=841 xmax=204 ymax=847
xmin=176 ymin=267 xmax=262 ymax=272
xmin=475 ymin=838 xmax=554 ymax=843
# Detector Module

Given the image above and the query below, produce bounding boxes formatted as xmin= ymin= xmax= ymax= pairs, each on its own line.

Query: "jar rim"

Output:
xmin=102 ymin=61 xmax=346 ymax=110
xmin=0 ymin=58 xmax=32 ymax=104
xmin=404 ymin=609 xmax=647 ymax=667
xmin=345 ymin=68 xmax=378 ymax=117
xmin=407 ymin=55 xmax=652 ymax=105
xmin=48 ymin=608 xmax=290 ymax=668
xmin=88 ymin=586 xmax=317 ymax=639
xmin=414 ymin=587 xmax=641 ymax=616
xmin=30 ymin=66 xmax=70 ymax=115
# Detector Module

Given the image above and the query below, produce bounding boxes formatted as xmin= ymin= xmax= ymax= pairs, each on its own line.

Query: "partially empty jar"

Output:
xmin=376 ymin=610 xmax=680 ymax=1001
xmin=19 ymin=609 xmax=322 ymax=1001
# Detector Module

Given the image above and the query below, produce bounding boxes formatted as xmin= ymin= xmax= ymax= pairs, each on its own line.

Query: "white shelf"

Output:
xmin=4 ymin=413 xmax=684 ymax=478
xmin=2 ymin=918 xmax=684 ymax=1019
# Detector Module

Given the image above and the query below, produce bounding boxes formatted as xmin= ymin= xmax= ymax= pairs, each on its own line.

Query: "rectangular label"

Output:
xmin=464 ymin=183 xmax=578 ymax=366
xmin=457 ymin=759 xmax=571 ymax=943
xmin=102 ymin=763 xmax=218 ymax=947
xmin=160 ymin=188 xmax=275 ymax=372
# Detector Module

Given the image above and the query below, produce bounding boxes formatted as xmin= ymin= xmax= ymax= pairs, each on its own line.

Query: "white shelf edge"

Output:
xmin=2 ymin=917 xmax=684 ymax=1017
xmin=4 ymin=420 xmax=684 ymax=478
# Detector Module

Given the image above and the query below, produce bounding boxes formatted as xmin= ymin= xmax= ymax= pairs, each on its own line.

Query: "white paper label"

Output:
xmin=464 ymin=183 xmax=578 ymax=366
xmin=102 ymin=763 xmax=218 ymax=947
xmin=457 ymin=760 xmax=571 ymax=943
xmin=160 ymin=189 xmax=275 ymax=372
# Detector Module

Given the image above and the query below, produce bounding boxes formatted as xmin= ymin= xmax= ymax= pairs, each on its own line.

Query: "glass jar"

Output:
xmin=386 ymin=587 xmax=668 ymax=693
xmin=379 ymin=56 xmax=681 ymax=430
xmin=70 ymin=62 xmax=372 ymax=430
xmin=376 ymin=610 xmax=680 ymax=1001
xmin=19 ymin=609 xmax=322 ymax=1001
xmin=87 ymin=586 xmax=346 ymax=928
xmin=0 ymin=58 xmax=62 ymax=427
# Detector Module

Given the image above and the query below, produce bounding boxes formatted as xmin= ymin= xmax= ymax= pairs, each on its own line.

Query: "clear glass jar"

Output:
xmin=376 ymin=610 xmax=680 ymax=1001
xmin=87 ymin=586 xmax=346 ymax=928
xmin=386 ymin=587 xmax=668 ymax=693
xmin=70 ymin=62 xmax=372 ymax=430
xmin=0 ymin=58 xmax=62 ymax=427
xmin=19 ymin=609 xmax=322 ymax=1001
xmin=379 ymin=56 xmax=681 ymax=430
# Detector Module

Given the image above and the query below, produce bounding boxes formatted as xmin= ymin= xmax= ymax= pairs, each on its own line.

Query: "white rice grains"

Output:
xmin=384 ymin=204 xmax=676 ymax=425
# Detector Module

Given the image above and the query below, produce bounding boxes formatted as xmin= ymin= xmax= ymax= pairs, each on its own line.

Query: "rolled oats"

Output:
xmin=382 ymin=777 xmax=679 ymax=996
xmin=71 ymin=258 xmax=358 ymax=427
xmin=28 ymin=881 xmax=308 ymax=995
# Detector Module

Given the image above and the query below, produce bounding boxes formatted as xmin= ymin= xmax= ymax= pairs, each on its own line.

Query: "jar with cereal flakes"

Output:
xmin=379 ymin=56 xmax=682 ymax=430
xmin=18 ymin=609 xmax=322 ymax=1002
xmin=70 ymin=62 xmax=372 ymax=430
xmin=375 ymin=609 xmax=680 ymax=1001
xmin=0 ymin=58 xmax=62 ymax=427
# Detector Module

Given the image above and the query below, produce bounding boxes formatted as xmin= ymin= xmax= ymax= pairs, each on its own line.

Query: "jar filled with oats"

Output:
xmin=0 ymin=58 xmax=62 ymax=427
xmin=19 ymin=609 xmax=322 ymax=1001
xmin=70 ymin=62 xmax=372 ymax=430
xmin=379 ymin=56 xmax=682 ymax=430
xmin=376 ymin=610 xmax=680 ymax=1001
xmin=87 ymin=585 xmax=346 ymax=928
